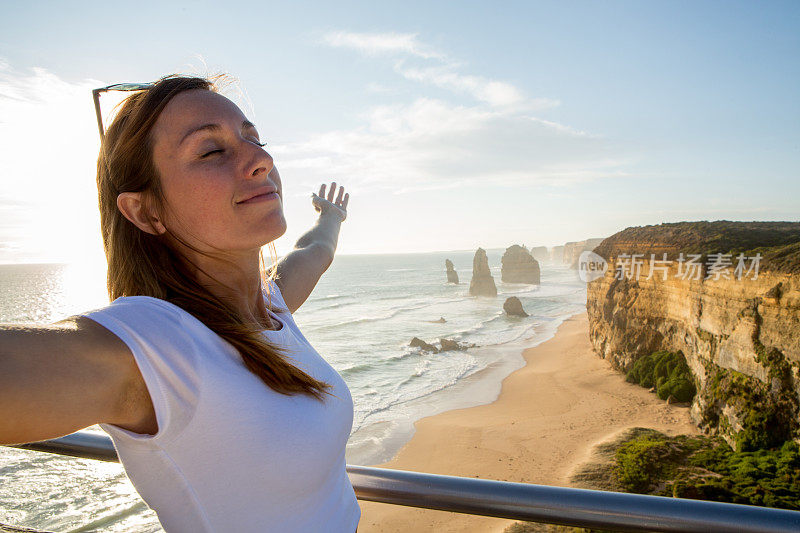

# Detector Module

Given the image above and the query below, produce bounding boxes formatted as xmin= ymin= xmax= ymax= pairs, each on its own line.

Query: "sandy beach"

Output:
xmin=358 ymin=311 xmax=700 ymax=532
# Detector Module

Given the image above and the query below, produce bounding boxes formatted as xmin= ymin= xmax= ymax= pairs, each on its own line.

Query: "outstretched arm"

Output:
xmin=0 ymin=317 xmax=143 ymax=445
xmin=273 ymin=182 xmax=349 ymax=314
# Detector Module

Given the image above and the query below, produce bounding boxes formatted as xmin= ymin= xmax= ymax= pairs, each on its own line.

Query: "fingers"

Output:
xmin=319 ymin=182 xmax=339 ymax=202
xmin=317 ymin=181 xmax=349 ymax=210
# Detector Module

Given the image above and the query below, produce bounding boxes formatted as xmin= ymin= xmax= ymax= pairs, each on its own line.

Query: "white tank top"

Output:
xmin=80 ymin=279 xmax=361 ymax=532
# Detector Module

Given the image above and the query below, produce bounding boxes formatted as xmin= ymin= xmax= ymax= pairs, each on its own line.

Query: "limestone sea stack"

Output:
xmin=530 ymin=246 xmax=549 ymax=263
xmin=469 ymin=248 xmax=497 ymax=297
xmin=549 ymin=245 xmax=565 ymax=263
xmin=445 ymin=259 xmax=459 ymax=284
xmin=503 ymin=296 xmax=529 ymax=317
xmin=501 ymin=244 xmax=541 ymax=284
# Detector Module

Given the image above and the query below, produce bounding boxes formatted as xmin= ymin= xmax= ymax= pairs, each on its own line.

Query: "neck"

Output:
xmin=183 ymin=247 xmax=269 ymax=327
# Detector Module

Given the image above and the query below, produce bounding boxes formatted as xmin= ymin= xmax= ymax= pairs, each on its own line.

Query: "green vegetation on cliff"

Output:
xmin=615 ymin=429 xmax=800 ymax=510
xmin=592 ymin=220 xmax=800 ymax=273
xmin=625 ymin=350 xmax=696 ymax=402
xmin=700 ymin=360 xmax=799 ymax=452
xmin=505 ymin=427 xmax=800 ymax=532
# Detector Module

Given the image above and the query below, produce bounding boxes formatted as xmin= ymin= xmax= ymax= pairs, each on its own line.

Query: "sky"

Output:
xmin=0 ymin=0 xmax=798 ymax=264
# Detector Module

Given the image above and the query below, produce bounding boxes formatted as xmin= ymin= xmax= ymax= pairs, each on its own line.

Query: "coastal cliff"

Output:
xmin=587 ymin=221 xmax=800 ymax=450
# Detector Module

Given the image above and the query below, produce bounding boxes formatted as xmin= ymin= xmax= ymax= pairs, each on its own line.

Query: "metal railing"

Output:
xmin=7 ymin=432 xmax=800 ymax=533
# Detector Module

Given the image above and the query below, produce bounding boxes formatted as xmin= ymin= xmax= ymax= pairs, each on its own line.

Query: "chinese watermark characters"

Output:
xmin=610 ymin=252 xmax=761 ymax=282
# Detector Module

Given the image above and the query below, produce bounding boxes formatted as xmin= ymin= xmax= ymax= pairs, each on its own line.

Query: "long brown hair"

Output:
xmin=96 ymin=74 xmax=331 ymax=400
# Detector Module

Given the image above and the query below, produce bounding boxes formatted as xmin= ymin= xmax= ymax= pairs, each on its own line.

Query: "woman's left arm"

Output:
xmin=273 ymin=182 xmax=349 ymax=314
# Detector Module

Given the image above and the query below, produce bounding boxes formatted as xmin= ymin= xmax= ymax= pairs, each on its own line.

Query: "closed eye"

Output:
xmin=200 ymin=139 xmax=266 ymax=159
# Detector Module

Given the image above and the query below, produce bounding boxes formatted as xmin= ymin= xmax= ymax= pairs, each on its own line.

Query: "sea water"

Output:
xmin=0 ymin=250 xmax=586 ymax=532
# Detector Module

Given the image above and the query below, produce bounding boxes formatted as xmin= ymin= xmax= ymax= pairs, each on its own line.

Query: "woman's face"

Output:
xmin=150 ymin=89 xmax=285 ymax=255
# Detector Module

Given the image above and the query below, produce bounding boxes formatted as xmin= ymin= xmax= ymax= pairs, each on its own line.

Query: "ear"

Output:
xmin=117 ymin=192 xmax=166 ymax=235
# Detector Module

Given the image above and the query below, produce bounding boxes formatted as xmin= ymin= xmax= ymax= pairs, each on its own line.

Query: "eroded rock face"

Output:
xmin=587 ymin=222 xmax=800 ymax=449
xmin=501 ymin=245 xmax=541 ymax=284
xmin=550 ymin=246 xmax=565 ymax=263
xmin=469 ymin=248 xmax=497 ymax=297
xmin=445 ymin=259 xmax=459 ymax=284
xmin=503 ymin=296 xmax=529 ymax=317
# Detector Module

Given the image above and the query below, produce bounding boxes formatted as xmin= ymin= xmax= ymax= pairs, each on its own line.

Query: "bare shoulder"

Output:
xmin=53 ymin=315 xmax=130 ymax=356
xmin=0 ymin=315 xmax=153 ymax=444
xmin=49 ymin=316 xmax=152 ymax=427
xmin=59 ymin=316 xmax=155 ymax=432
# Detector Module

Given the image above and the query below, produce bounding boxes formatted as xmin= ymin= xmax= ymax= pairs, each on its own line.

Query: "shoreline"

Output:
xmin=347 ymin=309 xmax=582 ymax=466
xmin=358 ymin=311 xmax=699 ymax=533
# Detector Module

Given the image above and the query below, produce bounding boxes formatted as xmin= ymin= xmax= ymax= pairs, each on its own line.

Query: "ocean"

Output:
xmin=0 ymin=250 xmax=586 ymax=532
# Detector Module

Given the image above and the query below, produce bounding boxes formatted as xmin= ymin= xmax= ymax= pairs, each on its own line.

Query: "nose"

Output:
xmin=243 ymin=140 xmax=274 ymax=181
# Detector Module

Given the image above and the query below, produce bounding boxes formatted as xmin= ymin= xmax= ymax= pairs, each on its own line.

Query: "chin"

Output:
xmin=255 ymin=226 xmax=287 ymax=247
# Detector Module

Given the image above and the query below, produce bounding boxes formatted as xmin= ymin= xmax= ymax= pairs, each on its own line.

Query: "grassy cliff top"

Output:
xmin=592 ymin=221 xmax=800 ymax=274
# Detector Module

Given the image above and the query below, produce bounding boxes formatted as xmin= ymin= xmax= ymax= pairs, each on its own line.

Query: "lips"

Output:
xmin=237 ymin=187 xmax=279 ymax=204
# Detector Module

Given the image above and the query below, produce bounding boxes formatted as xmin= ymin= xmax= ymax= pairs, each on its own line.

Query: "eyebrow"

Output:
xmin=179 ymin=120 xmax=258 ymax=146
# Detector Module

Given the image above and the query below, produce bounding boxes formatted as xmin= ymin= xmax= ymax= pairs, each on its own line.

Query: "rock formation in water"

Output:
xmin=469 ymin=248 xmax=497 ymax=297
xmin=501 ymin=245 xmax=541 ymax=284
xmin=563 ymin=238 xmax=606 ymax=269
xmin=530 ymin=246 xmax=549 ymax=263
xmin=550 ymin=245 xmax=565 ymax=263
xmin=586 ymin=221 xmax=800 ymax=450
xmin=440 ymin=338 xmax=460 ymax=352
xmin=439 ymin=338 xmax=478 ymax=352
xmin=445 ymin=259 xmax=459 ymax=284
xmin=410 ymin=337 xmax=439 ymax=353
xmin=411 ymin=336 xmax=477 ymax=353
xmin=503 ymin=296 xmax=529 ymax=317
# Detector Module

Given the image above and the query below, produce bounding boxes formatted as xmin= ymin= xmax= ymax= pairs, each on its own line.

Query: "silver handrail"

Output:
xmin=7 ymin=432 xmax=800 ymax=533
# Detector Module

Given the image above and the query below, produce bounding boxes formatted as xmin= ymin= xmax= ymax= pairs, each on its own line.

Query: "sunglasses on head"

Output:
xmin=92 ymin=82 xmax=154 ymax=140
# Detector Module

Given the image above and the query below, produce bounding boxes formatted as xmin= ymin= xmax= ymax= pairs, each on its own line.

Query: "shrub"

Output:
xmin=657 ymin=376 xmax=696 ymax=402
xmin=615 ymin=436 xmax=674 ymax=492
xmin=615 ymin=431 xmax=800 ymax=510
xmin=627 ymin=350 xmax=696 ymax=402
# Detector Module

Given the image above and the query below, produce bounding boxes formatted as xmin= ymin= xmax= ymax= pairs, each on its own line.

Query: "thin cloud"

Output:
xmin=303 ymin=30 xmax=628 ymax=195
xmin=321 ymin=30 xmax=558 ymax=111
xmin=393 ymin=61 xmax=556 ymax=109
xmin=272 ymin=97 xmax=630 ymax=194
xmin=322 ymin=31 xmax=448 ymax=60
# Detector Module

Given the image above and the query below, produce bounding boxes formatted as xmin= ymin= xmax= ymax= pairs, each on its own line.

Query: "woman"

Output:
xmin=0 ymin=74 xmax=360 ymax=532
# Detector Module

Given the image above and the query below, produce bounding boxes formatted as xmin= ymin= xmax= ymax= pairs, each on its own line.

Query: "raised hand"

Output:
xmin=311 ymin=182 xmax=349 ymax=222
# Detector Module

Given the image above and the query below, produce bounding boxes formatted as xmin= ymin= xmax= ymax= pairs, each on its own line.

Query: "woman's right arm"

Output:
xmin=0 ymin=316 xmax=138 ymax=445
